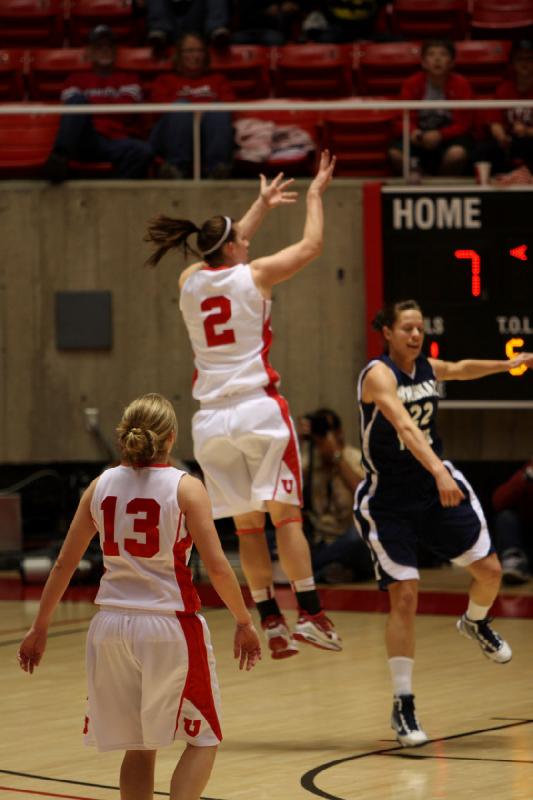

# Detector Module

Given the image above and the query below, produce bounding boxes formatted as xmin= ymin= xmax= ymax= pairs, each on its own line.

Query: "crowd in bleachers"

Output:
xmin=0 ymin=0 xmax=532 ymax=180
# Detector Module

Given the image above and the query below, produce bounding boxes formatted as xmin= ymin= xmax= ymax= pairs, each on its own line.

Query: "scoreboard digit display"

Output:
xmin=363 ymin=185 xmax=533 ymax=408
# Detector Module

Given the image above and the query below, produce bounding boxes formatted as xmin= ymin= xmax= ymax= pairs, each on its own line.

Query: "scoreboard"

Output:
xmin=363 ymin=185 xmax=533 ymax=407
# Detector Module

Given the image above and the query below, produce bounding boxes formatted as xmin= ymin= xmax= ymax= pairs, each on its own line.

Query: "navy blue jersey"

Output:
xmin=357 ymin=354 xmax=442 ymax=491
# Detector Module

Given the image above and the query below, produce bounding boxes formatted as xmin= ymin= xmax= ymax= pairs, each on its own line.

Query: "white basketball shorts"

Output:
xmin=84 ymin=608 xmax=222 ymax=752
xmin=192 ymin=388 xmax=303 ymax=519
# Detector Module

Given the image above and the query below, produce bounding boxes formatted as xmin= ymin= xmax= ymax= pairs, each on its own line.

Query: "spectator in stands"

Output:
xmin=475 ymin=39 xmax=533 ymax=179
xmin=389 ymin=39 xmax=474 ymax=177
xmin=492 ymin=459 xmax=533 ymax=585
xmin=146 ymin=0 xmax=230 ymax=57
xmin=298 ymin=409 xmax=373 ymax=583
xmin=149 ymin=32 xmax=235 ymax=178
xmin=231 ymin=1 xmax=306 ymax=46
xmin=302 ymin=0 xmax=386 ymax=43
xmin=44 ymin=25 xmax=153 ymax=182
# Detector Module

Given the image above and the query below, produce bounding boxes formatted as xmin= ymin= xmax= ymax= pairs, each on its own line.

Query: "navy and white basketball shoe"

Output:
xmin=391 ymin=694 xmax=428 ymax=747
xmin=456 ymin=614 xmax=512 ymax=663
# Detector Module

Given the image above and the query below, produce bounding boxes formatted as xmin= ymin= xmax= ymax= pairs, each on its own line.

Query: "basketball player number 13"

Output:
xmin=201 ymin=296 xmax=236 ymax=347
xmin=101 ymin=496 xmax=160 ymax=557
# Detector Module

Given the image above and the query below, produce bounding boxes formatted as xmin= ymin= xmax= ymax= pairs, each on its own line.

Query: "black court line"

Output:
xmin=0 ymin=628 xmax=89 ymax=649
xmin=300 ymin=718 xmax=533 ymax=800
xmin=0 ymin=771 xmax=224 ymax=800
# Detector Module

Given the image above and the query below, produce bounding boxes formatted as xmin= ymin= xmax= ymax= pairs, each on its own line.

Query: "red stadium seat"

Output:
xmin=0 ymin=48 xmax=26 ymax=100
xmin=455 ymin=40 xmax=512 ymax=95
xmin=471 ymin=0 xmax=533 ymax=37
xmin=0 ymin=106 xmax=59 ymax=176
xmin=0 ymin=0 xmax=65 ymax=47
xmin=27 ymin=48 xmax=90 ymax=100
xmin=69 ymin=0 xmax=141 ymax=46
xmin=322 ymin=106 xmax=395 ymax=177
xmin=356 ymin=42 xmax=420 ymax=97
xmin=115 ymin=47 xmax=172 ymax=96
xmin=234 ymin=109 xmax=322 ymax=176
xmin=209 ymin=45 xmax=271 ymax=100
xmin=391 ymin=0 xmax=469 ymax=40
xmin=272 ymin=44 xmax=353 ymax=98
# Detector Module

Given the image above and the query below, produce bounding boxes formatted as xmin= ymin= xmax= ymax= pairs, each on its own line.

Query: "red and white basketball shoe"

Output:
xmin=261 ymin=614 xmax=299 ymax=660
xmin=293 ymin=610 xmax=342 ymax=651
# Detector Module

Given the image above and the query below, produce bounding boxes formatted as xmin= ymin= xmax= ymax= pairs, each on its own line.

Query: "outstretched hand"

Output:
xmin=234 ymin=622 xmax=262 ymax=671
xmin=308 ymin=150 xmax=336 ymax=195
xmin=18 ymin=627 xmax=48 ymax=674
xmin=508 ymin=351 xmax=533 ymax=372
xmin=259 ymin=172 xmax=298 ymax=209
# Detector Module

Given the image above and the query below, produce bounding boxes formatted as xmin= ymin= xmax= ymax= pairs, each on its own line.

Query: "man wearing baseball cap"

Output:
xmin=44 ymin=25 xmax=153 ymax=182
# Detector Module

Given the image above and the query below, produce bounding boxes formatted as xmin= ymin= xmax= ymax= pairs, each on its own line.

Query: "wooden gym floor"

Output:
xmin=1 ymin=567 xmax=532 ymax=800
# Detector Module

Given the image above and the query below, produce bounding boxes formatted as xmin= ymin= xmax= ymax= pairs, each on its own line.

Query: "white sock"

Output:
xmin=251 ymin=585 xmax=275 ymax=604
xmin=388 ymin=657 xmax=414 ymax=697
xmin=466 ymin=600 xmax=490 ymax=621
xmin=291 ymin=576 xmax=316 ymax=592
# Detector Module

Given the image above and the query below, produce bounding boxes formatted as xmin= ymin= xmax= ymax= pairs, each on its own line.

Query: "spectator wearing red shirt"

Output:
xmin=44 ymin=26 xmax=153 ymax=182
xmin=389 ymin=40 xmax=474 ymax=176
xmin=475 ymin=40 xmax=533 ymax=176
xmin=149 ymin=32 xmax=235 ymax=178
xmin=492 ymin=460 xmax=533 ymax=585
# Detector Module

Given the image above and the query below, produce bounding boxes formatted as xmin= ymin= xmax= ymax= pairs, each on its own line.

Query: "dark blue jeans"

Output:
xmin=55 ymin=94 xmax=153 ymax=178
xmin=146 ymin=0 xmax=228 ymax=39
xmin=494 ymin=509 xmax=533 ymax=565
xmin=312 ymin=523 xmax=374 ymax=582
xmin=149 ymin=108 xmax=233 ymax=175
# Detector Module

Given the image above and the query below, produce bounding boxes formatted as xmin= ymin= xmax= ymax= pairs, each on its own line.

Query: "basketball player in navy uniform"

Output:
xmin=354 ymin=299 xmax=533 ymax=747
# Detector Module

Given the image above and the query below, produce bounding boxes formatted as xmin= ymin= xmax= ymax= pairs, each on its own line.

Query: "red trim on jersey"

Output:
xmin=363 ymin=182 xmax=384 ymax=360
xmin=147 ymin=463 xmax=172 ymax=468
xmin=174 ymin=615 xmax=223 ymax=742
xmin=235 ymin=527 xmax=265 ymax=536
xmin=261 ymin=304 xmax=281 ymax=388
xmin=192 ymin=367 xmax=198 ymax=387
xmin=173 ymin=513 xmax=201 ymax=614
xmin=264 ymin=385 xmax=303 ymax=506
xmin=201 ymin=264 xmax=231 ymax=271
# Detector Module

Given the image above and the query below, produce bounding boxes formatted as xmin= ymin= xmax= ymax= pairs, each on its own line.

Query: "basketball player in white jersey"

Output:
xmin=18 ymin=393 xmax=261 ymax=800
xmin=144 ymin=151 xmax=342 ymax=659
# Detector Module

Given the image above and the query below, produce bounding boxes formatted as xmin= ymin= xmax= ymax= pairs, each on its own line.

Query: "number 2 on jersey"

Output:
xmin=201 ymin=296 xmax=236 ymax=347
xmin=101 ymin=496 xmax=160 ymax=557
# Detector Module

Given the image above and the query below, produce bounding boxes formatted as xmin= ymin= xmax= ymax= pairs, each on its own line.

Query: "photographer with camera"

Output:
xmin=298 ymin=409 xmax=373 ymax=583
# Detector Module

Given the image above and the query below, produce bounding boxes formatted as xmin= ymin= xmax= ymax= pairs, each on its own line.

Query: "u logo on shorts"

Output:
xmin=184 ymin=717 xmax=201 ymax=737
xmin=282 ymin=479 xmax=294 ymax=493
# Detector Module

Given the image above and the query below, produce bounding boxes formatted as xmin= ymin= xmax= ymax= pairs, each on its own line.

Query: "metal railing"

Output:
xmin=2 ymin=98 xmax=532 ymax=180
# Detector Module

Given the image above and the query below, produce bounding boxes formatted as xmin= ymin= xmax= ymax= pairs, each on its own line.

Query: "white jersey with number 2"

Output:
xmin=179 ymin=263 xmax=280 ymax=404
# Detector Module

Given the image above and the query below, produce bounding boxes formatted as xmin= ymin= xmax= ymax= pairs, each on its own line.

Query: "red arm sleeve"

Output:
xmin=493 ymin=462 xmax=533 ymax=511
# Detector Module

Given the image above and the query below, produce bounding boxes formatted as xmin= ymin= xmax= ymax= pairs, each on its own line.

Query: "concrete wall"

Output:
xmin=1 ymin=180 xmax=530 ymax=464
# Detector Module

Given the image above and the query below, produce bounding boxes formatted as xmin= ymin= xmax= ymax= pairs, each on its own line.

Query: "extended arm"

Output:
xmin=429 ymin=352 xmax=533 ymax=381
xmin=178 ymin=476 xmax=261 ymax=670
xmin=237 ymin=172 xmax=298 ymax=242
xmin=363 ymin=364 xmax=464 ymax=507
xmin=250 ymin=150 xmax=335 ymax=290
xmin=18 ymin=481 xmax=98 ymax=673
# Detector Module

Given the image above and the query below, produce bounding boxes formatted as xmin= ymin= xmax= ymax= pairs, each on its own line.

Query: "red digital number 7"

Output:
xmin=201 ymin=295 xmax=236 ymax=347
xmin=101 ymin=496 xmax=160 ymax=558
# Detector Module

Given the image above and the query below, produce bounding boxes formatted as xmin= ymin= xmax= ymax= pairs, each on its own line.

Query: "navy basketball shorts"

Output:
xmin=353 ymin=461 xmax=493 ymax=590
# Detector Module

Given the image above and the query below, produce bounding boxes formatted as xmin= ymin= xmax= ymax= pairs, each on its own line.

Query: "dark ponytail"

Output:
xmin=144 ymin=216 xmax=200 ymax=267
xmin=372 ymin=299 xmax=422 ymax=332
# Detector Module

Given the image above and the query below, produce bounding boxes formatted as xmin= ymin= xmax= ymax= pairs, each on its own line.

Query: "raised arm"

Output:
xmin=237 ymin=172 xmax=298 ymax=242
xmin=250 ymin=150 xmax=335 ymax=291
xmin=363 ymin=364 xmax=464 ymax=507
xmin=429 ymin=352 xmax=533 ymax=381
xmin=178 ymin=475 xmax=261 ymax=671
xmin=18 ymin=481 xmax=98 ymax=673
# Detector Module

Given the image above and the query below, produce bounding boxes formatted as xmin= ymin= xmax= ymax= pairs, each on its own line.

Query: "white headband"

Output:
xmin=201 ymin=216 xmax=232 ymax=256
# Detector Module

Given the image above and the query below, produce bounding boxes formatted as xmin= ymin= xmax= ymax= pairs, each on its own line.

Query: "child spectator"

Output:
xmin=389 ymin=40 xmax=474 ymax=177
